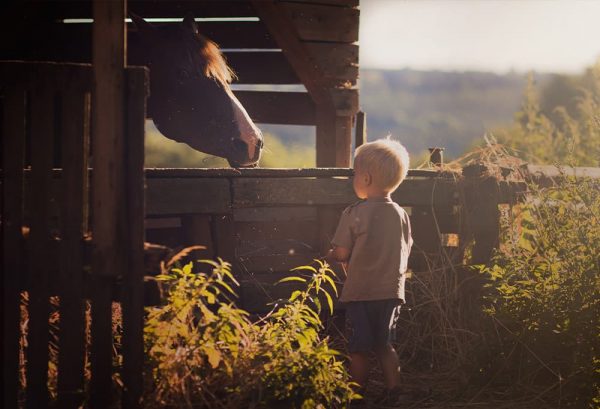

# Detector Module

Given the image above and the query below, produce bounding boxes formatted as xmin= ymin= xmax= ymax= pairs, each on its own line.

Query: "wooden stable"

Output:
xmin=0 ymin=0 xmax=360 ymax=166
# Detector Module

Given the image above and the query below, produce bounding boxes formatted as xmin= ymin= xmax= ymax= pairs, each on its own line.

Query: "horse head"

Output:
xmin=131 ymin=14 xmax=263 ymax=167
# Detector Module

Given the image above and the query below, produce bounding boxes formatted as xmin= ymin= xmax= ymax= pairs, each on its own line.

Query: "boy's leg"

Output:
xmin=349 ymin=352 xmax=370 ymax=387
xmin=374 ymin=342 xmax=401 ymax=389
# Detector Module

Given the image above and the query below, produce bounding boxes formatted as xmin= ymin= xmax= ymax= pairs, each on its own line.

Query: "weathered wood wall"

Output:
xmin=0 ymin=0 xmax=360 ymax=166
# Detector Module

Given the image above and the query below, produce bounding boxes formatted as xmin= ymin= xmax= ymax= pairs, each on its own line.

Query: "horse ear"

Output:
xmin=130 ymin=13 xmax=153 ymax=32
xmin=182 ymin=13 xmax=199 ymax=35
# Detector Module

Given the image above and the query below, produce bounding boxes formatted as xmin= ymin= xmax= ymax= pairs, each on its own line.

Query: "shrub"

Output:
xmin=480 ymin=174 xmax=600 ymax=407
xmin=143 ymin=259 xmax=357 ymax=408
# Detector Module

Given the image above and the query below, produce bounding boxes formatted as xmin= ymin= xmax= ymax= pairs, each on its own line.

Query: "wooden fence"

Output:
xmin=140 ymin=167 xmax=517 ymax=312
xmin=1 ymin=61 xmax=148 ymax=409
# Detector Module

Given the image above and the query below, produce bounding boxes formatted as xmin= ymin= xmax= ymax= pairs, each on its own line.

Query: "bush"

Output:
xmin=480 ymin=174 xmax=600 ymax=407
xmin=143 ymin=259 xmax=357 ymax=408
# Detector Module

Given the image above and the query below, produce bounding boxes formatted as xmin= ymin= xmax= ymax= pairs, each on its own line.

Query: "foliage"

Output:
xmin=144 ymin=258 xmax=357 ymax=408
xmin=493 ymin=64 xmax=600 ymax=166
xmin=480 ymin=175 xmax=600 ymax=407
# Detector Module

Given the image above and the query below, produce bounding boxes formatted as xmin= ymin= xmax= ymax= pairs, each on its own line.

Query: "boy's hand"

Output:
xmin=330 ymin=246 xmax=351 ymax=263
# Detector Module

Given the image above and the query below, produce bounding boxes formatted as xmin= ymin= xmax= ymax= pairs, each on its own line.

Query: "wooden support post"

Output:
xmin=2 ymin=87 xmax=26 ymax=409
xmin=90 ymin=0 xmax=126 ymax=407
xmin=461 ymin=165 xmax=500 ymax=265
xmin=121 ymin=67 xmax=148 ymax=409
xmin=57 ymin=86 xmax=90 ymax=409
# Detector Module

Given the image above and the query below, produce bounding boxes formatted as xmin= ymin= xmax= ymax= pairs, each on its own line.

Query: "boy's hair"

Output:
xmin=354 ymin=138 xmax=410 ymax=192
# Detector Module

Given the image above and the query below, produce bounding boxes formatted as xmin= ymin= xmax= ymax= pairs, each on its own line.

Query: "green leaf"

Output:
xmin=322 ymin=274 xmax=338 ymax=297
xmin=276 ymin=276 xmax=307 ymax=284
xmin=204 ymin=346 xmax=221 ymax=369
xmin=323 ymin=291 xmax=334 ymax=315
xmin=291 ymin=265 xmax=318 ymax=274
xmin=289 ymin=290 xmax=303 ymax=302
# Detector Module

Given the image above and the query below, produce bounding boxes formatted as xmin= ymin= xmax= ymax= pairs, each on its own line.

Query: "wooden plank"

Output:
xmin=526 ymin=164 xmax=600 ymax=179
xmin=282 ymin=2 xmax=359 ymax=43
xmin=233 ymin=177 xmax=356 ymax=207
xmin=233 ymin=177 xmax=459 ymax=207
xmin=56 ymin=86 xmax=90 ymax=409
xmin=44 ymin=0 xmax=258 ymax=19
xmin=228 ymin=48 xmax=357 ymax=85
xmin=234 ymin=90 xmax=315 ymax=125
xmin=121 ymin=67 xmax=148 ymax=409
xmin=236 ymin=220 xmax=319 ymax=246
xmin=234 ymin=206 xmax=317 ymax=222
xmin=226 ymin=51 xmax=299 ymax=84
xmin=0 ymin=62 xmax=93 ymax=92
xmin=144 ymin=167 xmax=443 ymax=179
xmin=145 ymin=167 xmax=355 ymax=178
xmin=146 ymin=178 xmax=231 ymax=215
xmin=1 ymin=87 xmax=26 ymax=409
xmin=90 ymin=1 xmax=125 ymax=407
xmin=25 ymin=85 xmax=54 ymax=409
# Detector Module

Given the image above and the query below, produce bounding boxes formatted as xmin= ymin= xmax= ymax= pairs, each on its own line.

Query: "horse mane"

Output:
xmin=199 ymin=37 xmax=237 ymax=90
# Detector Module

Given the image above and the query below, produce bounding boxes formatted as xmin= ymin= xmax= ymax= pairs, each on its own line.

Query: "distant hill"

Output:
xmin=260 ymin=69 xmax=551 ymax=160
xmin=360 ymin=69 xmax=541 ymax=158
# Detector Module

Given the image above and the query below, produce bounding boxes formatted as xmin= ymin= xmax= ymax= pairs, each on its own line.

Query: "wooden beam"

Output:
xmin=251 ymin=0 xmax=335 ymax=110
xmin=90 ymin=0 xmax=126 ymax=407
xmin=121 ymin=67 xmax=148 ymax=409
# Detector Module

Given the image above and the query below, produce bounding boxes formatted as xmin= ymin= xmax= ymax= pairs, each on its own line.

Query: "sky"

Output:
xmin=359 ymin=0 xmax=600 ymax=73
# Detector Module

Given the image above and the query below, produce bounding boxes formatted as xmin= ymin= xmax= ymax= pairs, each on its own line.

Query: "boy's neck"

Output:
xmin=365 ymin=190 xmax=392 ymax=201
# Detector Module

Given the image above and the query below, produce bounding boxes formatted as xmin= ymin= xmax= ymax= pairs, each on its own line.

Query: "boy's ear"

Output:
xmin=364 ymin=172 xmax=372 ymax=186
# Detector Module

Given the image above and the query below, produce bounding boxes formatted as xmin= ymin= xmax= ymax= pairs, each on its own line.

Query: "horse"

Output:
xmin=130 ymin=14 xmax=263 ymax=167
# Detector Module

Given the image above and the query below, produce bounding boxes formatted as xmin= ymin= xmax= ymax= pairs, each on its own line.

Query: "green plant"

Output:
xmin=480 ymin=175 xmax=600 ymax=407
xmin=144 ymin=258 xmax=357 ymax=408
xmin=494 ymin=64 xmax=600 ymax=166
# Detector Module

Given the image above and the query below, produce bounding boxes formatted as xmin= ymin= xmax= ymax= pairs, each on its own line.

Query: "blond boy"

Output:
xmin=329 ymin=138 xmax=413 ymax=402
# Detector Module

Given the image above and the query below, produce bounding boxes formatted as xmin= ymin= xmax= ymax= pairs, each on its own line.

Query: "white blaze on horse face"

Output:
xmin=230 ymin=93 xmax=263 ymax=161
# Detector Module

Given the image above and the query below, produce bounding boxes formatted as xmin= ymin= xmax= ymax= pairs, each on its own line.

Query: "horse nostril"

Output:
xmin=232 ymin=139 xmax=247 ymax=152
xmin=257 ymin=139 xmax=264 ymax=149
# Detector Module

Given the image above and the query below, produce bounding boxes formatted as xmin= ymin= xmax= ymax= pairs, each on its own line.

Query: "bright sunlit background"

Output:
xmin=360 ymin=0 xmax=600 ymax=73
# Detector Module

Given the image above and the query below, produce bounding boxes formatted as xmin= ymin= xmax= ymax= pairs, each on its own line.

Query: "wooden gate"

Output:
xmin=1 ymin=61 xmax=148 ymax=408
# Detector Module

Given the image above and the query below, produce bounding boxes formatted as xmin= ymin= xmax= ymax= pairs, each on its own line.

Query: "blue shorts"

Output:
xmin=345 ymin=299 xmax=402 ymax=353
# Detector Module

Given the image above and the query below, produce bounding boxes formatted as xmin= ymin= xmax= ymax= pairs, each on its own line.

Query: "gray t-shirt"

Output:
xmin=331 ymin=197 xmax=412 ymax=302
